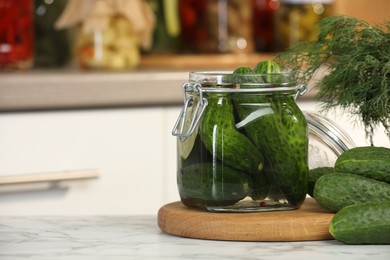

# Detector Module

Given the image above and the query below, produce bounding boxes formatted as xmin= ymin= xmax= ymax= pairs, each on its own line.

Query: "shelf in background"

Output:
xmin=139 ymin=53 xmax=276 ymax=70
xmin=0 ymin=70 xmax=188 ymax=112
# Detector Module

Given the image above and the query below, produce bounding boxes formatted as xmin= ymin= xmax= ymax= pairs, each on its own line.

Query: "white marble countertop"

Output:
xmin=0 ymin=216 xmax=389 ymax=260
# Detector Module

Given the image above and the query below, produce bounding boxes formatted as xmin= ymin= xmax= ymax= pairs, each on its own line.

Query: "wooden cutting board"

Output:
xmin=158 ymin=198 xmax=335 ymax=241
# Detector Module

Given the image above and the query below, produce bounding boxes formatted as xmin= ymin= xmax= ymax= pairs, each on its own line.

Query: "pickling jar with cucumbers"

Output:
xmin=172 ymin=61 xmax=309 ymax=212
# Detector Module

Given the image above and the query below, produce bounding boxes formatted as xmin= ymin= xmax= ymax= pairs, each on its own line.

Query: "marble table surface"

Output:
xmin=0 ymin=216 xmax=389 ymax=260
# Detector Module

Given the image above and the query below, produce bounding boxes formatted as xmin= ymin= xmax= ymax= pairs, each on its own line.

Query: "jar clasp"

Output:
xmin=295 ymin=84 xmax=307 ymax=99
xmin=172 ymin=82 xmax=208 ymax=142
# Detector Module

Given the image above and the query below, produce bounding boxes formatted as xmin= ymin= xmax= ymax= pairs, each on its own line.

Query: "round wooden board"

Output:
xmin=158 ymin=198 xmax=335 ymax=242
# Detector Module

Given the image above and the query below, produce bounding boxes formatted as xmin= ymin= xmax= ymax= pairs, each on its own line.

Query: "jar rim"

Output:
xmin=189 ymin=71 xmax=295 ymax=86
xmin=189 ymin=71 xmax=232 ymax=85
xmin=303 ymin=111 xmax=356 ymax=155
xmin=186 ymin=71 xmax=302 ymax=94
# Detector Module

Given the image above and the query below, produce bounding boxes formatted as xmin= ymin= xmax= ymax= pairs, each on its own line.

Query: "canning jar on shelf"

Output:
xmin=34 ymin=0 xmax=72 ymax=68
xmin=179 ymin=0 xmax=254 ymax=53
xmin=252 ymin=0 xmax=280 ymax=52
xmin=172 ymin=71 xmax=308 ymax=212
xmin=55 ymin=0 xmax=155 ymax=70
xmin=275 ymin=0 xmax=334 ymax=50
xmin=0 ymin=0 xmax=34 ymax=69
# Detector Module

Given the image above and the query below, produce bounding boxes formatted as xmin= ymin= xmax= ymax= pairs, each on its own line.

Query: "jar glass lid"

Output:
xmin=304 ymin=111 xmax=356 ymax=168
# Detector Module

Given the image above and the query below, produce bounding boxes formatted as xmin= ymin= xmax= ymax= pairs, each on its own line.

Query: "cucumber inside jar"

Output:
xmin=232 ymin=61 xmax=308 ymax=207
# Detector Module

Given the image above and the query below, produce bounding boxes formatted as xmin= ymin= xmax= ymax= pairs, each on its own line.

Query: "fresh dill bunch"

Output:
xmin=276 ymin=16 xmax=390 ymax=144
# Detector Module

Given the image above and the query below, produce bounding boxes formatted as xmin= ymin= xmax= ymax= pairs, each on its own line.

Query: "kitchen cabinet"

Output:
xmin=0 ymin=107 xmax=181 ymax=215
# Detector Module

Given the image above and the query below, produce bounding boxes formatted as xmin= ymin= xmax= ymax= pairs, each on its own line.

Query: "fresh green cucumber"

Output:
xmin=233 ymin=66 xmax=255 ymax=75
xmin=253 ymin=60 xmax=286 ymax=83
xmin=329 ymin=201 xmax=390 ymax=244
xmin=233 ymin=61 xmax=286 ymax=84
xmin=199 ymin=94 xmax=264 ymax=175
xmin=307 ymin=167 xmax=334 ymax=197
xmin=179 ymin=134 xmax=212 ymax=168
xmin=250 ymin=171 xmax=270 ymax=201
xmin=178 ymin=163 xmax=252 ymax=207
xmin=335 ymin=146 xmax=390 ymax=183
xmin=232 ymin=60 xmax=308 ymax=206
xmin=313 ymin=173 xmax=390 ymax=212
xmin=257 ymin=60 xmax=308 ymax=189
xmin=272 ymin=93 xmax=309 ymax=192
xmin=254 ymin=60 xmax=282 ymax=74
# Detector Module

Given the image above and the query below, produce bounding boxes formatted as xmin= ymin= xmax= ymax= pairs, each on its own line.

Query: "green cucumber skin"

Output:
xmin=199 ymin=95 xmax=264 ymax=175
xmin=253 ymin=60 xmax=287 ymax=83
xmin=233 ymin=92 xmax=308 ymax=206
xmin=307 ymin=167 xmax=334 ymax=197
xmin=254 ymin=60 xmax=281 ymax=73
xmin=335 ymin=146 xmax=390 ymax=183
xmin=178 ymin=163 xmax=252 ymax=207
xmin=231 ymin=60 xmax=308 ymax=206
xmin=179 ymin=134 xmax=213 ymax=170
xmin=250 ymin=171 xmax=270 ymax=200
xmin=273 ymin=95 xmax=309 ymax=191
xmin=330 ymin=202 xmax=390 ymax=244
xmin=233 ymin=66 xmax=254 ymax=75
xmin=313 ymin=173 xmax=390 ymax=212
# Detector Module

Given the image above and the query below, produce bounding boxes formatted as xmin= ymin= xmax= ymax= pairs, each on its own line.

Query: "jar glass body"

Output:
xmin=174 ymin=72 xmax=308 ymax=212
xmin=76 ymin=15 xmax=140 ymax=70
xmin=0 ymin=0 xmax=34 ymax=69
xmin=179 ymin=0 xmax=254 ymax=53
xmin=275 ymin=0 xmax=333 ymax=50
xmin=252 ymin=0 xmax=279 ymax=52
xmin=145 ymin=0 xmax=181 ymax=54
xmin=34 ymin=0 xmax=72 ymax=68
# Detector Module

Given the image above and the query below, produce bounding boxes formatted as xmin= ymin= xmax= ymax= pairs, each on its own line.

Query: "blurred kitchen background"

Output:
xmin=0 ymin=0 xmax=389 ymax=215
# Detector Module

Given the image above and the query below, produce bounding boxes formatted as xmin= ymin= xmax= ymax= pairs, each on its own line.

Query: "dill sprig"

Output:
xmin=276 ymin=16 xmax=390 ymax=144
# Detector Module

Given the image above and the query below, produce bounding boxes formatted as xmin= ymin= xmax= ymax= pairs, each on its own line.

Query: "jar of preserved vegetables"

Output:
xmin=34 ymin=0 xmax=72 ymax=68
xmin=252 ymin=0 xmax=280 ymax=52
xmin=55 ymin=0 xmax=155 ymax=70
xmin=172 ymin=71 xmax=308 ymax=212
xmin=179 ymin=0 xmax=254 ymax=53
xmin=0 ymin=0 xmax=34 ymax=69
xmin=275 ymin=0 xmax=333 ymax=50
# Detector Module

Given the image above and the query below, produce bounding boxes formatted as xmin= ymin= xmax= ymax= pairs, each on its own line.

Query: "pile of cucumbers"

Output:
xmin=309 ymin=146 xmax=390 ymax=244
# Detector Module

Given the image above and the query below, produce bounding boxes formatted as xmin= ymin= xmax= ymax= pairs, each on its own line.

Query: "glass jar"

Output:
xmin=145 ymin=0 xmax=181 ymax=53
xmin=34 ymin=0 xmax=72 ymax=68
xmin=179 ymin=0 xmax=254 ymax=53
xmin=172 ymin=71 xmax=308 ymax=212
xmin=252 ymin=0 xmax=280 ymax=52
xmin=274 ymin=0 xmax=333 ymax=50
xmin=0 ymin=0 xmax=34 ymax=69
xmin=304 ymin=111 xmax=356 ymax=169
xmin=76 ymin=15 xmax=140 ymax=70
xmin=55 ymin=0 xmax=155 ymax=70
